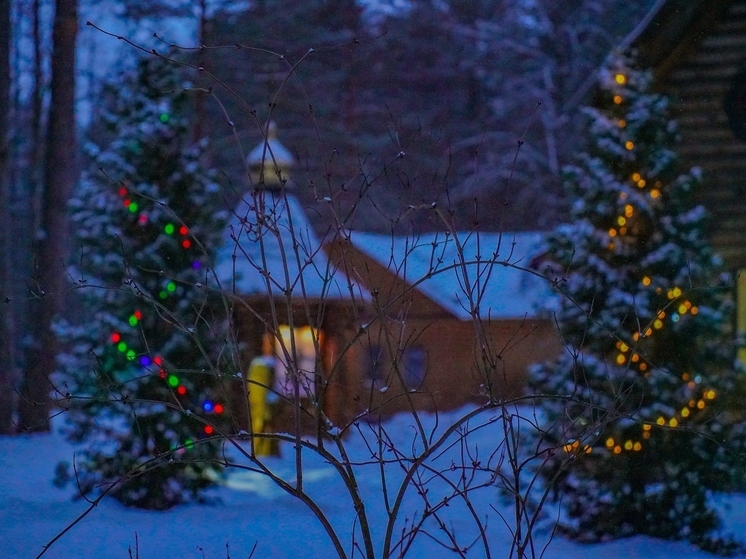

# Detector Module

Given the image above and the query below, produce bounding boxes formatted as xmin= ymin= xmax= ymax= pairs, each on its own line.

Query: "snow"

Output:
xmin=215 ymin=191 xmax=368 ymax=302
xmin=2 ymin=409 xmax=744 ymax=558
xmin=350 ymin=230 xmax=552 ymax=320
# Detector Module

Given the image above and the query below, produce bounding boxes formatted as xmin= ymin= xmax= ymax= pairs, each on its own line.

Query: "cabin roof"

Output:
xmin=216 ymin=191 xmax=367 ymax=302
xmin=349 ymin=230 xmax=552 ymax=320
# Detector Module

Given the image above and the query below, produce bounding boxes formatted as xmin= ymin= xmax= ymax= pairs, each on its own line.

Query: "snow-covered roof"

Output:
xmin=246 ymin=136 xmax=295 ymax=173
xmin=349 ymin=230 xmax=552 ymax=320
xmin=216 ymin=191 xmax=365 ymax=302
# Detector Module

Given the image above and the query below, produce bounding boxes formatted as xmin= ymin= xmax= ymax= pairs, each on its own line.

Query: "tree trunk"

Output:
xmin=0 ymin=0 xmax=14 ymax=435
xmin=18 ymin=0 xmax=78 ymax=433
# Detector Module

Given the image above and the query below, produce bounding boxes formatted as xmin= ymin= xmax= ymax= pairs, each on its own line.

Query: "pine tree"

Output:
xmin=56 ymin=56 xmax=230 ymax=509
xmin=530 ymin=53 xmax=745 ymax=553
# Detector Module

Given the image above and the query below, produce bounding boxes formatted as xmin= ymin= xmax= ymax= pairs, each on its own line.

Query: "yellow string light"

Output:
xmin=614 ymin=95 xmax=622 ymax=104
xmin=650 ymin=189 xmax=661 ymax=199
xmin=631 ymin=172 xmax=641 ymax=182
xmin=625 ymin=141 xmax=634 ymax=150
xmin=617 ymin=216 xmax=627 ymax=226
xmin=618 ymin=119 xmax=626 ymax=128
xmin=615 ymin=73 xmax=626 ymax=84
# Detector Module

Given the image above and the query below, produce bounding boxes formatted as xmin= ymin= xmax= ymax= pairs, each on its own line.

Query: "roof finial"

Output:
xmin=246 ymin=122 xmax=295 ymax=190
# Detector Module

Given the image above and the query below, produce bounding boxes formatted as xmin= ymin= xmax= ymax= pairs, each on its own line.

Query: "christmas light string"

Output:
xmin=563 ymin=71 xmax=717 ymax=457
xmin=116 ymin=184 xmax=204 ymax=291
xmin=109 ymin=307 xmax=225 ymax=442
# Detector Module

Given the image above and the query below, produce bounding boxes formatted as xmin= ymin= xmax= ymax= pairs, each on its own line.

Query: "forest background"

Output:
xmin=0 ymin=0 xmax=658 ymax=434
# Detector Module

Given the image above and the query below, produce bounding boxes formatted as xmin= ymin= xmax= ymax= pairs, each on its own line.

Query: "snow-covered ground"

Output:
xmin=2 ymin=408 xmax=745 ymax=559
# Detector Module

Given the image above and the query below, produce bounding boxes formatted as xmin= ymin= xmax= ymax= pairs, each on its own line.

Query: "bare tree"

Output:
xmin=18 ymin=0 xmax=78 ymax=433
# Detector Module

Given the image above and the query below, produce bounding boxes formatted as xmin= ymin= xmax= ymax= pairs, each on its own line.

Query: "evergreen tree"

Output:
xmin=530 ymin=53 xmax=745 ymax=553
xmin=56 ymin=56 xmax=230 ymax=509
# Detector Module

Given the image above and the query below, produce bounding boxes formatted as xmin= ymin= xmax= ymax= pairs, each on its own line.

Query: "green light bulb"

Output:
xmin=166 ymin=281 xmax=176 ymax=293
xmin=160 ymin=113 xmax=169 ymax=123
xmin=117 ymin=342 xmax=127 ymax=353
xmin=168 ymin=375 xmax=179 ymax=387
xmin=126 ymin=349 xmax=136 ymax=361
xmin=129 ymin=202 xmax=139 ymax=213
xmin=159 ymin=291 xmax=168 ymax=299
xmin=164 ymin=223 xmax=175 ymax=235
xmin=128 ymin=315 xmax=138 ymax=326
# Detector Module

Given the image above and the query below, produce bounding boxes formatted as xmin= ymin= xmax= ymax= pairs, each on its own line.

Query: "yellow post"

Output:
xmin=247 ymin=356 xmax=279 ymax=456
xmin=738 ymin=270 xmax=746 ymax=365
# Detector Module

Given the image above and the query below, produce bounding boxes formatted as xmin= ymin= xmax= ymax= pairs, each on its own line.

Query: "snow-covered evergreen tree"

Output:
xmin=530 ymin=52 xmax=745 ymax=553
xmin=56 ymin=55 xmax=230 ymax=509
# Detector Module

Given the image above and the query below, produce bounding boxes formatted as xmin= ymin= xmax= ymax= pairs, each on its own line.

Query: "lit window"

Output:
xmin=274 ymin=325 xmax=318 ymax=398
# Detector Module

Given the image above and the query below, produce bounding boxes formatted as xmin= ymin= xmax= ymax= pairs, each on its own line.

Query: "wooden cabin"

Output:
xmin=329 ymin=230 xmax=561 ymax=415
xmin=629 ymin=0 xmax=746 ymax=353
xmin=216 ymin=127 xmax=561 ymax=431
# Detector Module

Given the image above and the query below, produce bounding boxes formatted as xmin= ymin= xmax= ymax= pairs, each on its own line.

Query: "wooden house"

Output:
xmin=329 ymin=230 xmax=561 ymax=415
xmin=628 ymin=0 xmax=746 ymax=335
xmin=216 ymin=128 xmax=561 ymax=428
